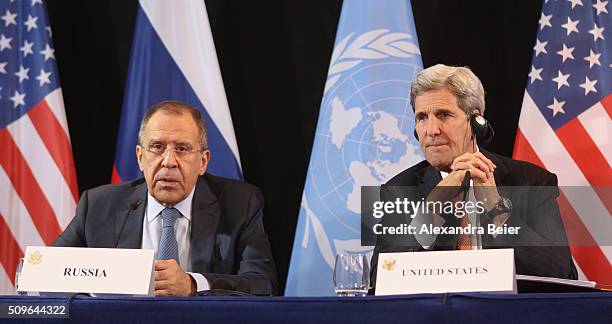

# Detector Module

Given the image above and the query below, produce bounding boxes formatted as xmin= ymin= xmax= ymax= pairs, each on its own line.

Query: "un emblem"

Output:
xmin=299 ymin=29 xmax=423 ymax=270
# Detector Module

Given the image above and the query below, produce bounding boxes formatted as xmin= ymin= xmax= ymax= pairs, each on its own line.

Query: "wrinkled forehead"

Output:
xmin=143 ymin=137 xmax=196 ymax=148
xmin=414 ymin=102 xmax=462 ymax=116
xmin=142 ymin=113 xmax=200 ymax=143
xmin=414 ymin=89 xmax=463 ymax=113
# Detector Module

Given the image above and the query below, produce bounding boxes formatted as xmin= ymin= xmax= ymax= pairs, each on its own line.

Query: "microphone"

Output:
xmin=114 ymin=199 xmax=143 ymax=248
xmin=461 ymin=171 xmax=471 ymax=201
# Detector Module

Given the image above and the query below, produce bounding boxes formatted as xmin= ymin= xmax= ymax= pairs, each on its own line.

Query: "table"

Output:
xmin=1 ymin=293 xmax=611 ymax=323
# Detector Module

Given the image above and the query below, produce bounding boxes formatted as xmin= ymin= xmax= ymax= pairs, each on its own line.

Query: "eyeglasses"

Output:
xmin=140 ymin=143 xmax=205 ymax=159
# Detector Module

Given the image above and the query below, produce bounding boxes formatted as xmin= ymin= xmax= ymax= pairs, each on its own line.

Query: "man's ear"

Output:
xmin=135 ymin=145 xmax=145 ymax=171
xmin=199 ymin=150 xmax=210 ymax=175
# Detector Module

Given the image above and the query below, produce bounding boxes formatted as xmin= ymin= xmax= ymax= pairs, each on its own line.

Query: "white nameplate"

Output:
xmin=19 ymin=246 xmax=154 ymax=295
xmin=375 ymin=249 xmax=516 ymax=295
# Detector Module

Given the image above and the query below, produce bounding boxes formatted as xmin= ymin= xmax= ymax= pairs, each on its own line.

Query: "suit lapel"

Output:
xmin=483 ymin=151 xmax=510 ymax=197
xmin=415 ymin=162 xmax=457 ymax=250
xmin=190 ymin=176 xmax=220 ymax=273
xmin=482 ymin=150 xmax=506 ymax=183
xmin=487 ymin=152 xmax=516 ymax=224
xmin=115 ymin=183 xmax=147 ymax=248
xmin=414 ymin=163 xmax=442 ymax=199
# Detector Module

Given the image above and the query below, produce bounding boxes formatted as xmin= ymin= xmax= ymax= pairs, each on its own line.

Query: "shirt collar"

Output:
xmin=146 ymin=187 xmax=195 ymax=223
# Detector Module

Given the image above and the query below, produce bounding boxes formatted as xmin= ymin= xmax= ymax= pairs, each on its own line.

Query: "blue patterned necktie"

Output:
xmin=158 ymin=207 xmax=181 ymax=263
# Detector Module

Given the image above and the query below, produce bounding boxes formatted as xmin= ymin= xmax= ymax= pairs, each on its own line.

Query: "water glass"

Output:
xmin=333 ymin=253 xmax=370 ymax=297
xmin=15 ymin=257 xmax=25 ymax=295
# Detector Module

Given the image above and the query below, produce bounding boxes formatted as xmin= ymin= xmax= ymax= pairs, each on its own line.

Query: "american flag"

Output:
xmin=514 ymin=0 xmax=611 ymax=284
xmin=0 ymin=0 xmax=77 ymax=294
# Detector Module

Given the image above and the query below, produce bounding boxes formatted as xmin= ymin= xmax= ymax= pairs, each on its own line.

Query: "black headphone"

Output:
xmin=413 ymin=113 xmax=494 ymax=147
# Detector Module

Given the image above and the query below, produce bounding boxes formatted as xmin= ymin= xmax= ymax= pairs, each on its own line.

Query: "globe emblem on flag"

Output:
xmin=299 ymin=30 xmax=423 ymax=268
xmin=317 ymin=61 xmax=422 ymax=228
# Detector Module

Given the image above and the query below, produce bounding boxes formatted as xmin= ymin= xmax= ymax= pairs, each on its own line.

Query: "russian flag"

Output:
xmin=112 ymin=0 xmax=241 ymax=183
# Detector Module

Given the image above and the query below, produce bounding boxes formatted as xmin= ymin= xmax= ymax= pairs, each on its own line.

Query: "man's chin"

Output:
xmin=426 ymin=156 xmax=452 ymax=172
xmin=152 ymin=188 xmax=185 ymax=207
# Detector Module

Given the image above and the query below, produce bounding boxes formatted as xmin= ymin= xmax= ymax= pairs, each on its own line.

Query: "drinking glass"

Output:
xmin=15 ymin=257 xmax=25 ymax=295
xmin=333 ymin=253 xmax=369 ymax=297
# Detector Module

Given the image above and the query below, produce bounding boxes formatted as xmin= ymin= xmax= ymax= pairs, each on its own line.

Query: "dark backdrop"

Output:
xmin=45 ymin=0 xmax=542 ymax=294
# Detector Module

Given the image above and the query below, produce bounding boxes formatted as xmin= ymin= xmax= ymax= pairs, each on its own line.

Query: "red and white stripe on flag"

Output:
xmin=0 ymin=90 xmax=78 ymax=294
xmin=514 ymin=92 xmax=612 ymax=285
xmin=0 ymin=1 xmax=79 ymax=294
xmin=513 ymin=0 xmax=611 ymax=286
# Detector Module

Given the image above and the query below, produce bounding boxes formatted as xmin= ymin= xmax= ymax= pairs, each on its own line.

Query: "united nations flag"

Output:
xmin=285 ymin=0 xmax=424 ymax=296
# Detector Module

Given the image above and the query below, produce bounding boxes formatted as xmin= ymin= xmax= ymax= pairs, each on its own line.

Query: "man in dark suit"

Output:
xmin=54 ymin=101 xmax=277 ymax=296
xmin=371 ymin=64 xmax=576 ymax=288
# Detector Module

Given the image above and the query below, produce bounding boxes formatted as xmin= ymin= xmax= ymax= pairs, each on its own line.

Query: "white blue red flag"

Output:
xmin=0 ymin=0 xmax=78 ymax=294
xmin=112 ymin=0 xmax=241 ymax=182
xmin=285 ymin=0 xmax=423 ymax=296
xmin=514 ymin=0 xmax=611 ymax=284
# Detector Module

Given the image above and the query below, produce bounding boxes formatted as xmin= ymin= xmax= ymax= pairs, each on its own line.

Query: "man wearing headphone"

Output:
xmin=370 ymin=64 xmax=577 ymax=289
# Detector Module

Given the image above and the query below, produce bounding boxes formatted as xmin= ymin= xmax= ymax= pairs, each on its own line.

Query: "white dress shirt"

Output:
xmin=411 ymin=172 xmax=482 ymax=249
xmin=141 ymin=189 xmax=210 ymax=292
xmin=440 ymin=171 xmax=482 ymax=250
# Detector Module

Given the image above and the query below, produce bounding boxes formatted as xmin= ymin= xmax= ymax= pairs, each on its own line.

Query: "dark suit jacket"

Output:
xmin=371 ymin=151 xmax=577 ymax=289
xmin=54 ymin=174 xmax=278 ymax=295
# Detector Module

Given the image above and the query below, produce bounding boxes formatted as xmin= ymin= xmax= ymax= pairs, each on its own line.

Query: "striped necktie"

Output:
xmin=457 ymin=215 xmax=472 ymax=250
xmin=158 ymin=207 xmax=180 ymax=262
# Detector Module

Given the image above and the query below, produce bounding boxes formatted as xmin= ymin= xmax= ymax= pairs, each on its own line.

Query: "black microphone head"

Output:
xmin=461 ymin=170 xmax=472 ymax=200
xmin=115 ymin=199 xmax=143 ymax=248
xmin=131 ymin=199 xmax=143 ymax=209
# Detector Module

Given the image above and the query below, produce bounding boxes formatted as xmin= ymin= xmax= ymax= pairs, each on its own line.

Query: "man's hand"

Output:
xmin=154 ymin=259 xmax=196 ymax=297
xmin=450 ymin=152 xmax=499 ymax=204
xmin=429 ymin=152 xmax=501 ymax=209
xmin=450 ymin=152 xmax=495 ymax=184
xmin=448 ymin=152 xmax=510 ymax=225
